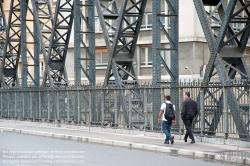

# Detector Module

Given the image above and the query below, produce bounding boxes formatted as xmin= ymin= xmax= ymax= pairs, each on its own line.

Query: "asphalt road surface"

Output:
xmin=0 ymin=131 xmax=230 ymax=166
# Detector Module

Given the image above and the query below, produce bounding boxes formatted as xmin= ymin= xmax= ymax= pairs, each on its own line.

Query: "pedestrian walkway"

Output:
xmin=0 ymin=120 xmax=249 ymax=165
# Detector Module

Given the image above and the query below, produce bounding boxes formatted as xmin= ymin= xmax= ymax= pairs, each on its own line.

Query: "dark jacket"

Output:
xmin=181 ymin=97 xmax=198 ymax=119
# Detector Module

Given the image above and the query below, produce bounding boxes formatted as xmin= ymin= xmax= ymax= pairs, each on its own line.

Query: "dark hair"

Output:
xmin=185 ymin=92 xmax=190 ymax=97
xmin=165 ymin=95 xmax=171 ymax=101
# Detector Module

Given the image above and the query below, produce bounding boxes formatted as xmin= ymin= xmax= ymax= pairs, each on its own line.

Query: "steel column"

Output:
xmin=43 ymin=0 xmax=74 ymax=86
xmin=2 ymin=0 xmax=22 ymax=87
xmin=31 ymin=0 xmax=55 ymax=87
xmin=223 ymin=86 xmax=228 ymax=139
xmin=74 ymin=0 xmax=95 ymax=86
xmin=21 ymin=0 xmax=40 ymax=87
xmin=200 ymin=88 xmax=205 ymax=137
xmin=194 ymin=0 xmax=250 ymax=138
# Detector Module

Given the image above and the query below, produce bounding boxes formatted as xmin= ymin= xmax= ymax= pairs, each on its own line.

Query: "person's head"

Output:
xmin=165 ymin=95 xmax=171 ymax=101
xmin=184 ymin=92 xmax=190 ymax=99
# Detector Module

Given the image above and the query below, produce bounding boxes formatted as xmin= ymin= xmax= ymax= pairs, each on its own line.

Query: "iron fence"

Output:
xmin=0 ymin=81 xmax=249 ymax=141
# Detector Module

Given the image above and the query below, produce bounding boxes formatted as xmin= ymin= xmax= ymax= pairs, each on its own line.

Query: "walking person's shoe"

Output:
xmin=164 ymin=141 xmax=169 ymax=144
xmin=190 ymin=140 xmax=195 ymax=144
xmin=170 ymin=136 xmax=174 ymax=144
xmin=184 ymin=138 xmax=187 ymax=142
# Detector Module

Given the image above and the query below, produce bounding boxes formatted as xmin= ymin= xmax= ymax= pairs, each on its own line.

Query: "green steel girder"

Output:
xmin=74 ymin=0 xmax=95 ymax=86
xmin=95 ymin=0 xmax=146 ymax=86
xmin=31 ymin=0 xmax=55 ymax=87
xmin=1 ymin=0 xmax=23 ymax=87
xmin=21 ymin=0 xmax=40 ymax=87
xmin=194 ymin=0 xmax=250 ymax=138
xmin=42 ymin=0 xmax=74 ymax=87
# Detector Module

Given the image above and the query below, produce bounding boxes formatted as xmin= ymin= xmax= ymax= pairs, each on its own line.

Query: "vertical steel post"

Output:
xmin=223 ymin=86 xmax=228 ymax=139
xmin=38 ymin=91 xmax=41 ymax=120
xmin=56 ymin=91 xmax=59 ymax=120
xmin=7 ymin=93 xmax=9 ymax=117
xmin=128 ymin=95 xmax=132 ymax=129
xmin=114 ymin=89 xmax=118 ymax=126
xmin=77 ymin=90 xmax=80 ymax=122
xmin=33 ymin=12 xmax=40 ymax=87
xmin=179 ymin=88 xmax=184 ymax=135
xmin=74 ymin=0 xmax=95 ymax=86
xmin=66 ymin=91 xmax=69 ymax=122
xmin=14 ymin=92 xmax=17 ymax=118
xmin=200 ymin=88 xmax=205 ymax=137
xmin=143 ymin=88 xmax=148 ymax=130
xmin=161 ymin=88 xmax=164 ymax=102
xmin=21 ymin=0 xmax=27 ymax=87
xmin=47 ymin=92 xmax=50 ymax=120
xmin=22 ymin=92 xmax=25 ymax=118
xmin=30 ymin=92 xmax=32 ymax=119
xmin=101 ymin=91 xmax=104 ymax=125
xmin=89 ymin=90 xmax=92 ymax=124
xmin=0 ymin=93 xmax=2 ymax=116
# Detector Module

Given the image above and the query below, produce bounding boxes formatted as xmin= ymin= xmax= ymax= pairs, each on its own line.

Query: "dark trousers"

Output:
xmin=183 ymin=117 xmax=195 ymax=141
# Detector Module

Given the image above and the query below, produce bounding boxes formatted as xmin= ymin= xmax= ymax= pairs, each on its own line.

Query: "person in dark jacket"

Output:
xmin=181 ymin=92 xmax=198 ymax=143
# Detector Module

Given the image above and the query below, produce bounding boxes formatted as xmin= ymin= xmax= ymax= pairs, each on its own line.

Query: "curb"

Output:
xmin=1 ymin=127 xmax=248 ymax=165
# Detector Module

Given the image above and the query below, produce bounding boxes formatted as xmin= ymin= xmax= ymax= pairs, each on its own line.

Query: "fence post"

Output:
xmin=56 ymin=91 xmax=59 ymax=120
xmin=114 ymin=89 xmax=118 ymax=127
xmin=29 ymin=92 xmax=32 ymax=119
xmin=143 ymin=88 xmax=148 ymax=130
xmin=223 ymin=86 xmax=228 ymax=139
xmin=101 ymin=91 xmax=104 ymax=125
xmin=38 ymin=91 xmax=41 ymax=120
xmin=7 ymin=93 xmax=9 ymax=118
xmin=15 ymin=92 xmax=17 ymax=118
xmin=161 ymin=88 xmax=164 ymax=102
xmin=66 ymin=91 xmax=70 ymax=122
xmin=22 ymin=92 xmax=25 ymax=119
xmin=0 ymin=93 xmax=2 ymax=117
xmin=200 ymin=88 xmax=205 ymax=137
xmin=89 ymin=90 xmax=92 ymax=124
xmin=77 ymin=90 xmax=80 ymax=122
xmin=47 ymin=92 xmax=50 ymax=120
xmin=128 ymin=95 xmax=132 ymax=129
xmin=179 ymin=88 xmax=184 ymax=136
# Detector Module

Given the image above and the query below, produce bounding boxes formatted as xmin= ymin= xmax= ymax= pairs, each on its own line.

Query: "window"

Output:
xmin=233 ymin=23 xmax=241 ymax=32
xmin=159 ymin=13 xmax=165 ymax=26
xmin=95 ymin=49 xmax=109 ymax=67
xmin=95 ymin=17 xmax=102 ymax=32
xmin=141 ymin=12 xmax=165 ymax=29
xmin=141 ymin=47 xmax=152 ymax=66
xmin=141 ymin=46 xmax=166 ymax=66
xmin=141 ymin=13 xmax=152 ymax=29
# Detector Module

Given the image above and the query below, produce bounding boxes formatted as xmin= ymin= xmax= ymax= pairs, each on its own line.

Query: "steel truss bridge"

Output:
xmin=0 ymin=0 xmax=249 ymax=140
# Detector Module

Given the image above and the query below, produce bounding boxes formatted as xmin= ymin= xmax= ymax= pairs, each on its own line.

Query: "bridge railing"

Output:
xmin=0 ymin=80 xmax=249 ymax=141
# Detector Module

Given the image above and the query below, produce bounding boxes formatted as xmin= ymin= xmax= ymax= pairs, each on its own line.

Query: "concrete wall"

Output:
xmin=65 ymin=41 xmax=210 ymax=84
xmin=179 ymin=0 xmax=206 ymax=42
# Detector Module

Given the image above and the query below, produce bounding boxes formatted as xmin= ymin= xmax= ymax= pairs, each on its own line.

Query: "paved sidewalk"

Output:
xmin=0 ymin=120 xmax=249 ymax=165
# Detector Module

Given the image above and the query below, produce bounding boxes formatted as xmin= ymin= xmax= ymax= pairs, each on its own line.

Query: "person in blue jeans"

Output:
xmin=158 ymin=95 xmax=176 ymax=144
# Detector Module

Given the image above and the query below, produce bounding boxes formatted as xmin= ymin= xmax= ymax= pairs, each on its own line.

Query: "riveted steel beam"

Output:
xmin=0 ymin=0 xmax=7 ymax=86
xmin=31 ymin=0 xmax=55 ymax=87
xmin=21 ymin=0 xmax=40 ymax=87
xmin=194 ymin=0 xmax=250 ymax=138
xmin=95 ymin=0 xmax=147 ymax=128
xmin=42 ymin=0 xmax=74 ymax=87
xmin=74 ymin=0 xmax=95 ymax=86
xmin=152 ymin=0 xmax=179 ymax=129
xmin=95 ymin=0 xmax=146 ymax=86
xmin=2 ymin=0 xmax=23 ymax=87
